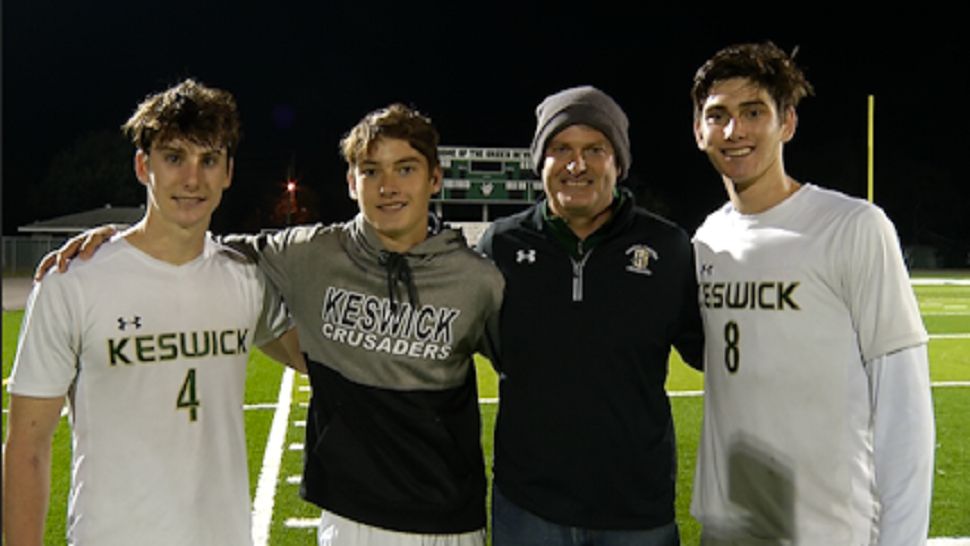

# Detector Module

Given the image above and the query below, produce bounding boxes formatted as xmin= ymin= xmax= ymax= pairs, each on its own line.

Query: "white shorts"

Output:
xmin=317 ymin=510 xmax=485 ymax=546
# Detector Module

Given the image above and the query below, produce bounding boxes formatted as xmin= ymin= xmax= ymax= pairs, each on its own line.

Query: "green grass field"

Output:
xmin=3 ymin=282 xmax=969 ymax=544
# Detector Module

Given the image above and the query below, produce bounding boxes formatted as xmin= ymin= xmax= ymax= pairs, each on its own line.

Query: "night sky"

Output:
xmin=3 ymin=5 xmax=967 ymax=263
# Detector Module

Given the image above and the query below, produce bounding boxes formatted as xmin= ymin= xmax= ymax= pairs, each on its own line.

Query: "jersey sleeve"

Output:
xmin=840 ymin=205 xmax=928 ymax=361
xmin=218 ymin=229 xmax=297 ymax=292
xmin=867 ymin=346 xmax=934 ymax=545
xmin=7 ymin=274 xmax=81 ymax=397
xmin=250 ymin=268 xmax=293 ymax=348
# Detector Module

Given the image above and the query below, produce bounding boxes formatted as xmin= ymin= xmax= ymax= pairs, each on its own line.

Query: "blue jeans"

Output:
xmin=491 ymin=486 xmax=680 ymax=546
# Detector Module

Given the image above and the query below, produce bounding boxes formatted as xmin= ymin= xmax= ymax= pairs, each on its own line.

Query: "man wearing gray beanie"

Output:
xmin=477 ymin=85 xmax=703 ymax=545
xmin=531 ymin=85 xmax=632 ymax=181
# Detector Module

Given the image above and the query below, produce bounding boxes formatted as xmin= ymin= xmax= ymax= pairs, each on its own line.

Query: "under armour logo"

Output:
xmin=117 ymin=316 xmax=142 ymax=331
xmin=516 ymin=249 xmax=536 ymax=264
xmin=700 ymin=263 xmax=714 ymax=276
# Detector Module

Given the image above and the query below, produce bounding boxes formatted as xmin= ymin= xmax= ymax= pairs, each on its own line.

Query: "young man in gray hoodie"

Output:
xmin=246 ymin=103 xmax=503 ymax=545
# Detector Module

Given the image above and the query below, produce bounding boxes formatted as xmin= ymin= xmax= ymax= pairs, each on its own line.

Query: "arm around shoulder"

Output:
xmin=474 ymin=222 xmax=497 ymax=259
xmin=33 ymin=224 xmax=120 ymax=281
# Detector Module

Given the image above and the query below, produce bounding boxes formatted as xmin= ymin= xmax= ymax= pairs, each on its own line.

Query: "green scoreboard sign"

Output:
xmin=436 ymin=146 xmax=544 ymax=203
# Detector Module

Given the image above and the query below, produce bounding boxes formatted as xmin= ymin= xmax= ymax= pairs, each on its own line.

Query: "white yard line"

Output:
xmin=912 ymin=278 xmax=970 ymax=286
xmin=932 ymin=381 xmax=970 ymax=388
xmin=251 ymin=367 xmax=295 ymax=546
xmin=285 ymin=517 xmax=322 ymax=528
xmin=244 ymin=402 xmax=278 ymax=410
xmin=669 ymin=390 xmax=705 ymax=398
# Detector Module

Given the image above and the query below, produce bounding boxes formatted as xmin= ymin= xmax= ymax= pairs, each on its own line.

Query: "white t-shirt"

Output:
xmin=690 ymin=184 xmax=927 ymax=544
xmin=9 ymin=235 xmax=289 ymax=546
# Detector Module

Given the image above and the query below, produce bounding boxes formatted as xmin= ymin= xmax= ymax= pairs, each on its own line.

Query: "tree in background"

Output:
xmin=29 ymin=130 xmax=141 ymax=222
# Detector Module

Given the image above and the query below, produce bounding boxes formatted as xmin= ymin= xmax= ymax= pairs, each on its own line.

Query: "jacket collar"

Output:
xmin=526 ymin=186 xmax=636 ymax=239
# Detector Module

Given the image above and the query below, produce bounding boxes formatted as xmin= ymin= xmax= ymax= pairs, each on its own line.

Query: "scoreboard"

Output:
xmin=436 ymin=146 xmax=543 ymax=204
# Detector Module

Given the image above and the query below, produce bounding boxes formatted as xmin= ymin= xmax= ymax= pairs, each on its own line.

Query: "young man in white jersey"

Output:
xmin=689 ymin=42 xmax=934 ymax=545
xmin=2 ymin=79 xmax=303 ymax=546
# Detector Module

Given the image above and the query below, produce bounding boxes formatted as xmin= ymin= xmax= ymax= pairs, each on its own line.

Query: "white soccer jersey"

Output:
xmin=690 ymin=184 xmax=928 ymax=544
xmin=9 ymin=235 xmax=289 ymax=546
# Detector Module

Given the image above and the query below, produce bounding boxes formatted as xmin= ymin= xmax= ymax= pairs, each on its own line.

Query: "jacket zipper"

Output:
xmin=571 ymin=244 xmax=592 ymax=302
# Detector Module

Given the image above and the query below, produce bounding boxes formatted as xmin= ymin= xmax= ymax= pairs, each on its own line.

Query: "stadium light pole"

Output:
xmin=868 ymin=95 xmax=875 ymax=204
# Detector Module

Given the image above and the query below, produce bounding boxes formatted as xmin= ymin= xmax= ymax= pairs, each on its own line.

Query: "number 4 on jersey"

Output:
xmin=177 ymin=368 xmax=201 ymax=421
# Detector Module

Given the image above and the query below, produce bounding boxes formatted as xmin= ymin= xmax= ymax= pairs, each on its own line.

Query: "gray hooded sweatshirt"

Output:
xmin=232 ymin=213 xmax=503 ymax=533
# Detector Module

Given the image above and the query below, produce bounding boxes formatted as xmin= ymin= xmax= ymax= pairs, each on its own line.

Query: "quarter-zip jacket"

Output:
xmin=231 ymin=214 xmax=504 ymax=533
xmin=477 ymin=189 xmax=703 ymax=529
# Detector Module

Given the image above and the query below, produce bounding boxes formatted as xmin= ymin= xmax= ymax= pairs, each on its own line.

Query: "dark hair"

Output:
xmin=122 ymin=78 xmax=241 ymax=157
xmin=692 ymin=42 xmax=814 ymax=117
xmin=340 ymin=103 xmax=440 ymax=169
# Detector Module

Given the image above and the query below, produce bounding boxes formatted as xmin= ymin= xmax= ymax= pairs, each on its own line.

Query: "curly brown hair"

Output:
xmin=339 ymin=103 xmax=440 ymax=170
xmin=692 ymin=42 xmax=814 ymax=118
xmin=122 ymin=78 xmax=241 ymax=157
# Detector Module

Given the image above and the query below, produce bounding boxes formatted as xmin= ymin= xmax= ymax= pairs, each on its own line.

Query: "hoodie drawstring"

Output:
xmin=378 ymin=251 xmax=418 ymax=313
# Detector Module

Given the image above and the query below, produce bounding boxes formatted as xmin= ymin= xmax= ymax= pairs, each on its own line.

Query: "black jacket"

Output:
xmin=477 ymin=189 xmax=703 ymax=529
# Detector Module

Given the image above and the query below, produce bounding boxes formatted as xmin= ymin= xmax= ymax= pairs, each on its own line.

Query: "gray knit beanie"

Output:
xmin=530 ymin=85 xmax=631 ymax=178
